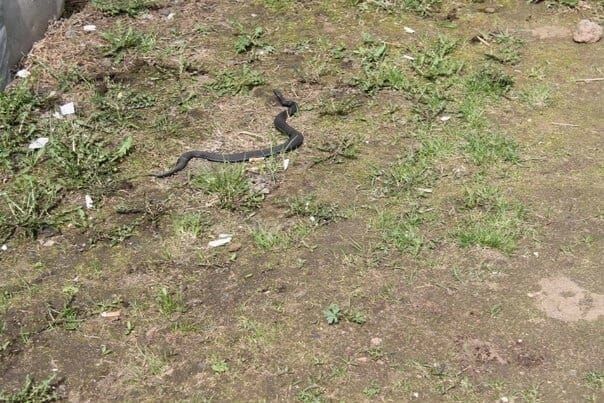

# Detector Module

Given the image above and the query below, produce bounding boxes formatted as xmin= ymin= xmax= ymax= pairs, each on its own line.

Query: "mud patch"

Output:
xmin=531 ymin=276 xmax=604 ymax=322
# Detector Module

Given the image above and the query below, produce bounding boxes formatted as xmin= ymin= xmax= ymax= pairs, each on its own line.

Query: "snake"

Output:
xmin=152 ymin=90 xmax=303 ymax=178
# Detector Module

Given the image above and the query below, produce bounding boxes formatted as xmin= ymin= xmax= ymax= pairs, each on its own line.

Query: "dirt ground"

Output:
xmin=0 ymin=0 xmax=602 ymax=401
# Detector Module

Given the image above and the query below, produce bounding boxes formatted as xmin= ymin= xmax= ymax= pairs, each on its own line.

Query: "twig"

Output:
xmin=551 ymin=122 xmax=580 ymax=127
xmin=238 ymin=131 xmax=264 ymax=141
xmin=575 ymin=77 xmax=604 ymax=83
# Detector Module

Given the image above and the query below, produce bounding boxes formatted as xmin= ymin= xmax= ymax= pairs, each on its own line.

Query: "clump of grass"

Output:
xmin=251 ymin=226 xmax=289 ymax=250
xmin=353 ymin=0 xmax=442 ymax=16
xmin=263 ymin=0 xmax=294 ymax=10
xmin=519 ymin=84 xmax=552 ymax=108
xmin=93 ymin=83 xmax=156 ymax=126
xmin=463 ymin=130 xmax=519 ymax=166
xmin=0 ymin=176 xmax=62 ymax=240
xmin=317 ymin=96 xmax=362 ymax=116
xmin=485 ymin=33 xmax=524 ymax=65
xmin=286 ymin=194 xmax=344 ymax=225
xmin=92 ymin=0 xmax=159 ymax=16
xmin=234 ymin=26 xmax=274 ymax=55
xmin=313 ymin=134 xmax=361 ymax=165
xmin=373 ymin=152 xmax=434 ymax=195
xmin=0 ymin=375 xmax=57 ymax=402
xmin=465 ymin=64 xmax=514 ymax=96
xmin=173 ymin=212 xmax=211 ymax=238
xmin=455 ymin=185 xmax=526 ymax=253
xmin=205 ymin=66 xmax=265 ymax=96
xmin=48 ymin=123 xmax=133 ymax=189
xmin=411 ymin=36 xmax=462 ymax=80
xmin=585 ymin=371 xmax=603 ymax=391
xmin=102 ymin=25 xmax=155 ymax=62
xmin=156 ymin=287 xmax=186 ymax=316
xmin=376 ymin=209 xmax=424 ymax=255
xmin=192 ymin=165 xmax=264 ymax=211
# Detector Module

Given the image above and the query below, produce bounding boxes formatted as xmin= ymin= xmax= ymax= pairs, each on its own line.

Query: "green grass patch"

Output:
xmin=286 ymin=194 xmax=345 ymax=225
xmin=376 ymin=209 xmax=425 ymax=255
xmin=192 ymin=165 xmax=264 ymax=211
xmin=173 ymin=212 xmax=211 ymax=238
xmin=463 ymin=130 xmax=519 ymax=166
xmin=250 ymin=226 xmax=290 ymax=250
xmin=102 ymin=25 xmax=155 ymax=62
xmin=92 ymin=0 xmax=159 ymax=16
xmin=156 ymin=287 xmax=186 ymax=316
xmin=0 ymin=375 xmax=57 ymax=402
xmin=205 ymin=66 xmax=265 ymax=96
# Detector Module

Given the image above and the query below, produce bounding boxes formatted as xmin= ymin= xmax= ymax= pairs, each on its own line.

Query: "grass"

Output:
xmin=234 ymin=26 xmax=275 ymax=55
xmin=101 ymin=25 xmax=155 ymax=62
xmin=463 ymin=131 xmax=520 ymax=166
xmin=455 ymin=192 xmax=526 ymax=253
xmin=192 ymin=165 xmax=264 ymax=211
xmin=156 ymin=287 xmax=186 ymax=316
xmin=353 ymin=0 xmax=442 ymax=16
xmin=173 ymin=212 xmax=211 ymax=238
xmin=0 ymin=375 xmax=57 ymax=402
xmin=92 ymin=0 xmax=159 ymax=16
xmin=376 ymin=209 xmax=425 ymax=255
xmin=485 ymin=33 xmax=524 ymax=65
xmin=411 ymin=36 xmax=462 ymax=80
xmin=286 ymin=194 xmax=344 ymax=225
xmin=205 ymin=66 xmax=265 ymax=96
xmin=520 ymin=84 xmax=552 ymax=108
xmin=465 ymin=65 xmax=514 ymax=97
xmin=251 ymin=226 xmax=289 ymax=250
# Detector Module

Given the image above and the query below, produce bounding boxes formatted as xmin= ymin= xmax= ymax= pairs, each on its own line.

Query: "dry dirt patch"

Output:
xmin=531 ymin=276 xmax=604 ymax=322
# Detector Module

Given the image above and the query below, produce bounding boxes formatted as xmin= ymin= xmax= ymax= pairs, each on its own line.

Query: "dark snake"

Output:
xmin=152 ymin=90 xmax=303 ymax=178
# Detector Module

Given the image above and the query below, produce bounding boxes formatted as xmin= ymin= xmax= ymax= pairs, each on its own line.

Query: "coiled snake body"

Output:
xmin=153 ymin=90 xmax=303 ymax=178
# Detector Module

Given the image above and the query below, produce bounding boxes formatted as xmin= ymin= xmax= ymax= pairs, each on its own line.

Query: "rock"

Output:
xmin=573 ymin=19 xmax=602 ymax=43
xmin=227 ymin=242 xmax=242 ymax=252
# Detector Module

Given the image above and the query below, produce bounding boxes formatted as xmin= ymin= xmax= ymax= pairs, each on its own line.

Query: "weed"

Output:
xmin=102 ymin=25 xmax=155 ymax=62
xmin=486 ymin=33 xmax=523 ymax=65
xmin=234 ymin=26 xmax=274 ymax=55
xmin=465 ymin=65 xmax=514 ymax=96
xmin=462 ymin=182 xmax=502 ymax=210
xmin=519 ymin=84 xmax=552 ymax=108
xmin=48 ymin=123 xmax=133 ymax=189
xmin=324 ymin=304 xmax=342 ymax=324
xmin=585 ymin=371 xmax=603 ymax=390
xmin=374 ymin=152 xmax=434 ymax=195
xmin=93 ymin=83 xmax=156 ymax=126
xmin=347 ymin=310 xmax=367 ymax=324
xmin=263 ymin=0 xmax=293 ymax=10
xmin=205 ymin=66 xmax=265 ymax=96
xmin=402 ymin=0 xmax=442 ymax=16
xmin=92 ymin=0 xmax=159 ymax=16
xmin=376 ymin=210 xmax=424 ymax=255
xmin=0 ymin=176 xmax=62 ymax=239
xmin=363 ymin=382 xmax=381 ymax=398
xmin=0 ymin=375 xmax=57 ymax=402
xmin=456 ymin=200 xmax=525 ymax=253
xmin=156 ymin=287 xmax=186 ymax=316
xmin=297 ymin=384 xmax=324 ymax=402
xmin=411 ymin=36 xmax=462 ymax=80
xmin=313 ymin=134 xmax=361 ymax=165
xmin=317 ymin=96 xmax=362 ymax=116
xmin=286 ymin=195 xmax=344 ymax=225
xmin=173 ymin=212 xmax=211 ymax=238
xmin=192 ymin=165 xmax=264 ymax=211
xmin=463 ymin=131 xmax=519 ymax=166
xmin=210 ymin=358 xmax=229 ymax=374
xmin=251 ymin=226 xmax=289 ymax=250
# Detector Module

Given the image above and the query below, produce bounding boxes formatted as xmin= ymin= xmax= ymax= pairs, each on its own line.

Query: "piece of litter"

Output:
xmin=60 ymin=102 xmax=75 ymax=116
xmin=83 ymin=24 xmax=97 ymax=32
xmin=404 ymin=27 xmax=415 ymax=34
xmin=53 ymin=111 xmax=63 ymax=119
xmin=403 ymin=55 xmax=415 ymax=61
xmin=101 ymin=311 xmax=121 ymax=318
xmin=208 ymin=234 xmax=232 ymax=248
xmin=28 ymin=137 xmax=49 ymax=150
xmin=166 ymin=12 xmax=175 ymax=20
xmin=416 ymin=187 xmax=433 ymax=193
xmin=85 ymin=194 xmax=94 ymax=209
xmin=249 ymin=157 xmax=265 ymax=163
xmin=283 ymin=159 xmax=290 ymax=170
xmin=1 ymin=244 xmax=7 ymax=251
xmin=16 ymin=69 xmax=31 ymax=78
xmin=440 ymin=115 xmax=451 ymax=122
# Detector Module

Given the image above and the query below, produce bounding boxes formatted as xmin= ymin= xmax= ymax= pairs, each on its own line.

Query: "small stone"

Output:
xmin=227 ymin=243 xmax=242 ymax=252
xmin=16 ymin=69 xmax=30 ymax=78
xmin=357 ymin=357 xmax=369 ymax=363
xmin=60 ymin=102 xmax=75 ymax=116
xmin=573 ymin=19 xmax=602 ymax=43
xmin=404 ymin=26 xmax=415 ymax=34
xmin=28 ymin=137 xmax=49 ymax=150
xmin=83 ymin=25 xmax=97 ymax=32
xmin=483 ymin=6 xmax=496 ymax=13
xmin=1 ymin=244 xmax=7 ymax=251
xmin=370 ymin=337 xmax=382 ymax=346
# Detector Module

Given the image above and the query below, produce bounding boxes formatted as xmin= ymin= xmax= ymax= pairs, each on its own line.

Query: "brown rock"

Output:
xmin=227 ymin=242 xmax=242 ymax=252
xmin=573 ymin=19 xmax=602 ymax=43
